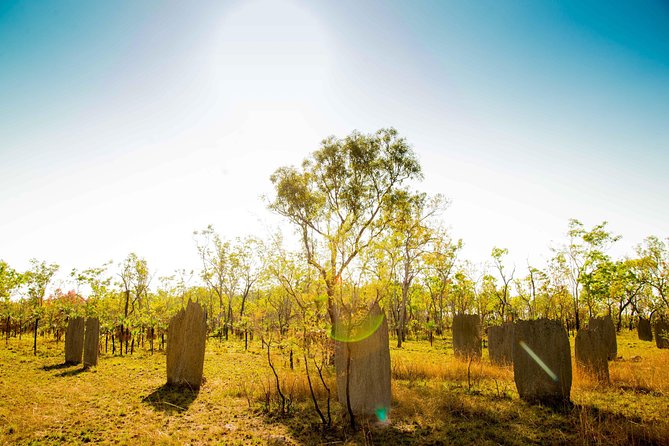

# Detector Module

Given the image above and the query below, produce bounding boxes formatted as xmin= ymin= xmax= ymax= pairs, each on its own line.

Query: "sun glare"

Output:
xmin=212 ymin=0 xmax=333 ymax=101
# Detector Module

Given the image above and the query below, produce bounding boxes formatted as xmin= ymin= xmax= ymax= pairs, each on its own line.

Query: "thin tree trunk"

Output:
xmin=33 ymin=318 xmax=39 ymax=356
xmin=267 ymin=341 xmax=287 ymax=414
xmin=315 ymin=358 xmax=331 ymax=427
xmin=125 ymin=328 xmax=130 ymax=354
xmin=304 ymin=352 xmax=326 ymax=426
xmin=119 ymin=324 xmax=124 ymax=356
xmin=345 ymin=342 xmax=356 ymax=429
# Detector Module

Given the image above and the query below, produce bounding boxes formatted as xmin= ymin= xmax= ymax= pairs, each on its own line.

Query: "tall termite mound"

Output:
xmin=452 ymin=314 xmax=482 ymax=359
xmin=334 ymin=302 xmax=391 ymax=419
xmin=83 ymin=317 xmax=100 ymax=368
xmin=637 ymin=317 xmax=653 ymax=341
xmin=588 ymin=315 xmax=617 ymax=360
xmin=65 ymin=316 xmax=85 ymax=365
xmin=167 ymin=300 xmax=207 ymax=388
xmin=488 ymin=322 xmax=514 ymax=365
xmin=575 ymin=327 xmax=609 ymax=383
xmin=654 ymin=319 xmax=669 ymax=349
xmin=513 ymin=319 xmax=572 ymax=406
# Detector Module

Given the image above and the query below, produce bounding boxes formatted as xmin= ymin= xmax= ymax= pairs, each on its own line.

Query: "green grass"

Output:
xmin=0 ymin=331 xmax=667 ymax=445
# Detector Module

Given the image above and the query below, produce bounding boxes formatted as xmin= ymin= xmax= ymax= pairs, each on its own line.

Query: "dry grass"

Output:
xmin=392 ymin=348 xmax=512 ymax=385
xmin=0 ymin=330 xmax=667 ymax=445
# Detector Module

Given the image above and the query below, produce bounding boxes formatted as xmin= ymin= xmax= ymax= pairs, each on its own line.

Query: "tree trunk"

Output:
xmin=240 ymin=289 xmax=249 ymax=318
xmin=345 ymin=342 xmax=356 ymax=429
xmin=325 ymin=280 xmax=336 ymax=327
xmin=226 ymin=301 xmax=233 ymax=341
xmin=33 ymin=318 xmax=39 ymax=356
xmin=397 ymin=284 xmax=409 ymax=348
xmin=304 ymin=352 xmax=326 ymax=426
xmin=125 ymin=328 xmax=130 ymax=354
xmin=124 ymin=290 xmax=130 ymax=318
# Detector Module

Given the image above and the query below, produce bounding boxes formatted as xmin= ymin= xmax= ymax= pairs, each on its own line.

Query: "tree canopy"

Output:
xmin=269 ymin=128 xmax=422 ymax=322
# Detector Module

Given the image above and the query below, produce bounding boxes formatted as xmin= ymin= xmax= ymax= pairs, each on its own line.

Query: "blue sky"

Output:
xmin=1 ymin=0 xmax=668 ymax=285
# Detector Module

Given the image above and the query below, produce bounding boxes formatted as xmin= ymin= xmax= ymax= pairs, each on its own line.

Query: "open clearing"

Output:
xmin=1 ymin=331 xmax=668 ymax=445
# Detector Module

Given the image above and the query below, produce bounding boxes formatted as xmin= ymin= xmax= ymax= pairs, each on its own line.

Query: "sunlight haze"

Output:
xmin=1 ymin=0 xmax=668 ymax=287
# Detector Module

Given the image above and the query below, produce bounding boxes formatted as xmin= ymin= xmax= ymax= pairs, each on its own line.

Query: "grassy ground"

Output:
xmin=0 ymin=331 xmax=667 ymax=445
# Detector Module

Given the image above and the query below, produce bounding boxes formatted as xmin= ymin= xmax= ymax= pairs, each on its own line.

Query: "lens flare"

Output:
xmin=330 ymin=311 xmax=384 ymax=343
xmin=518 ymin=341 xmax=558 ymax=382
xmin=375 ymin=406 xmax=388 ymax=423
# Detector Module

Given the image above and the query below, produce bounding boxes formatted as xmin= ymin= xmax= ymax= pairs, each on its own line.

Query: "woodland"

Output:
xmin=1 ymin=129 xmax=668 ymax=445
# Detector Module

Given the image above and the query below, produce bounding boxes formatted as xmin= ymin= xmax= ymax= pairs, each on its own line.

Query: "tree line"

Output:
xmin=2 ymin=129 xmax=668 ymax=356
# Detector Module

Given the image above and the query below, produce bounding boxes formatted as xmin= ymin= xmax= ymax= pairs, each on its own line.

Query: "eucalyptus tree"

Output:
xmin=117 ymin=253 xmax=151 ymax=354
xmin=381 ymin=192 xmax=446 ymax=347
xmin=0 ymin=260 xmax=22 ymax=300
xmin=23 ymin=259 xmax=59 ymax=355
xmin=1 ymin=260 xmax=23 ymax=344
xmin=552 ymin=219 xmax=620 ymax=330
xmin=367 ymin=226 xmax=402 ymax=336
xmin=266 ymin=235 xmax=319 ymax=317
xmin=449 ymin=262 xmax=479 ymax=317
xmin=422 ymin=230 xmax=461 ymax=335
xmin=581 ymin=258 xmax=617 ymax=320
xmin=490 ymin=247 xmax=515 ymax=322
xmin=154 ymin=274 xmax=193 ymax=351
xmin=71 ymin=261 xmax=113 ymax=316
xmin=194 ymin=225 xmax=236 ymax=338
xmin=174 ymin=269 xmax=195 ymax=308
xmin=608 ymin=258 xmax=647 ymax=331
xmin=118 ymin=254 xmax=146 ymax=319
xmin=265 ymin=286 xmax=296 ymax=337
xmin=268 ymin=128 xmax=422 ymax=324
xmin=269 ymin=129 xmax=423 ymax=429
xmin=477 ymin=273 xmax=497 ymax=325
xmin=636 ymin=236 xmax=669 ymax=312
xmin=131 ymin=258 xmax=152 ymax=315
xmin=543 ymin=255 xmax=574 ymax=324
xmin=261 ymin=242 xmax=331 ymax=419
xmin=514 ymin=265 xmax=544 ymax=319
xmin=234 ymin=236 xmax=267 ymax=322
xmin=194 ymin=230 xmax=266 ymax=338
